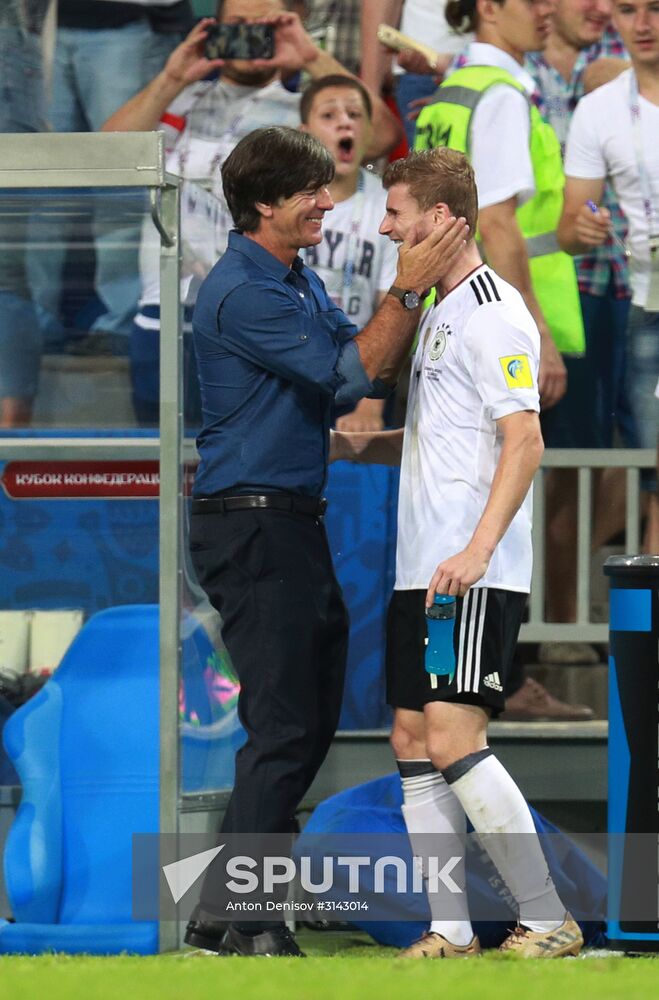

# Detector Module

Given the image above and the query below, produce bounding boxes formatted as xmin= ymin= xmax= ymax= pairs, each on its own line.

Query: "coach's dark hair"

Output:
xmin=445 ymin=0 xmax=505 ymax=33
xmin=222 ymin=126 xmax=335 ymax=233
xmin=299 ymin=74 xmax=373 ymax=124
xmin=383 ymin=147 xmax=478 ymax=235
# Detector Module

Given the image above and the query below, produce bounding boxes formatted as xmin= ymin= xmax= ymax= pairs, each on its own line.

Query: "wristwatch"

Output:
xmin=388 ymin=285 xmax=421 ymax=310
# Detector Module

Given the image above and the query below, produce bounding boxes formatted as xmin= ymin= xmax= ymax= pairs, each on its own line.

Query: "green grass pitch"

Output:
xmin=1 ymin=931 xmax=657 ymax=1000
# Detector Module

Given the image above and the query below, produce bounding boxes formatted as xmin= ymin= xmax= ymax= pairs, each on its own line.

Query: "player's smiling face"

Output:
xmin=301 ymin=86 xmax=372 ymax=177
xmin=379 ymin=183 xmax=437 ymax=245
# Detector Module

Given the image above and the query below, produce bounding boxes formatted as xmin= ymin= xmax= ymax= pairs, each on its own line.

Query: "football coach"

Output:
xmin=185 ymin=126 xmax=468 ymax=957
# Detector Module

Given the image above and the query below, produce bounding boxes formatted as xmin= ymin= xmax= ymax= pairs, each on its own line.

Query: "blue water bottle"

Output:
xmin=425 ymin=594 xmax=456 ymax=687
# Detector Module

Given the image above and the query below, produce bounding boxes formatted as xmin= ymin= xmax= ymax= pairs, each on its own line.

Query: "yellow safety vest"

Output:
xmin=415 ymin=64 xmax=584 ymax=354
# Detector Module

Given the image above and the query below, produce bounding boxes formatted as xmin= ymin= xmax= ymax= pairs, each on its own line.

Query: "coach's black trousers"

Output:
xmin=189 ymin=505 xmax=348 ymax=907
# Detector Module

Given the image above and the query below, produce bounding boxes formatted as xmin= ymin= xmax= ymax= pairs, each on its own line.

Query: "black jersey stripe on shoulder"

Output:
xmin=483 ymin=270 xmax=501 ymax=302
xmin=477 ymin=273 xmax=492 ymax=302
xmin=469 ymin=277 xmax=484 ymax=304
xmin=470 ymin=273 xmax=492 ymax=304
xmin=470 ymin=270 xmax=501 ymax=306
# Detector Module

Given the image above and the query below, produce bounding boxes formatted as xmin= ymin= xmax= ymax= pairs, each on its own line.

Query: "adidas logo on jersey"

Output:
xmin=483 ymin=672 xmax=503 ymax=692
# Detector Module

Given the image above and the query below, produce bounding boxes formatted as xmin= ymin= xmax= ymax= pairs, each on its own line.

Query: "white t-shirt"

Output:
xmin=302 ymin=169 xmax=398 ymax=330
xmin=397 ymin=0 xmax=470 ymax=71
xmin=564 ymin=68 xmax=659 ymax=308
xmin=457 ymin=43 xmax=535 ymax=210
xmin=137 ymin=77 xmax=301 ymax=322
xmin=396 ymin=263 xmax=540 ymax=594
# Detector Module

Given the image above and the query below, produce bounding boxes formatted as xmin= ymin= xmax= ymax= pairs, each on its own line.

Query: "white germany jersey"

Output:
xmin=396 ymin=264 xmax=540 ymax=594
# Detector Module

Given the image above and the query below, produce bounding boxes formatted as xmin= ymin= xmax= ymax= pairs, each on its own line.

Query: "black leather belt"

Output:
xmin=191 ymin=494 xmax=328 ymax=516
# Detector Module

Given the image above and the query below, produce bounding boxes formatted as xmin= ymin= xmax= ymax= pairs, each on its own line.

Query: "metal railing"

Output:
xmin=523 ymin=448 xmax=656 ymax=643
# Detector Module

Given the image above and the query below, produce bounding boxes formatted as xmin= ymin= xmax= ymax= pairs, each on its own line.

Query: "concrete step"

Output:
xmin=33 ymin=353 xmax=137 ymax=428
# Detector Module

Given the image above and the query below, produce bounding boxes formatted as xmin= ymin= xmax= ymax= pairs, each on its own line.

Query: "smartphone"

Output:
xmin=376 ymin=23 xmax=441 ymax=70
xmin=204 ymin=23 xmax=275 ymax=61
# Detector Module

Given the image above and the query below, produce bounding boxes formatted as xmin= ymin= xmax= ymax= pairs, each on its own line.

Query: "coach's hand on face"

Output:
xmin=396 ymin=216 xmax=469 ymax=295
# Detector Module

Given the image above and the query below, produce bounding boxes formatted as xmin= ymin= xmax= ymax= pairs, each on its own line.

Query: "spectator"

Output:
xmin=300 ymin=75 xmax=399 ymax=430
xmin=304 ymin=0 xmax=362 ymax=75
xmin=0 ymin=0 xmax=53 ymax=427
xmin=559 ymin=0 xmax=659 ymax=554
xmin=28 ymin=0 xmax=194 ymax=358
xmin=103 ymin=0 xmax=402 ymax=426
xmin=526 ymin=4 xmax=636 ymax=665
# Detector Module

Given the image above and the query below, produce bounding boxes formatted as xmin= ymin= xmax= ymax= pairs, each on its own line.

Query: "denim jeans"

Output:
xmin=626 ymin=305 xmax=659 ymax=490
xmin=27 ymin=21 xmax=183 ymax=341
xmin=579 ymin=285 xmax=635 ymax=448
xmin=394 ymin=72 xmax=442 ymax=149
xmin=0 ymin=28 xmax=46 ymax=400
xmin=0 ymin=27 xmax=47 ymax=133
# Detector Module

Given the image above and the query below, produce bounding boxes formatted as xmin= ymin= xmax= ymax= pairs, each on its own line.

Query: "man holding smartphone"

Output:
xmin=103 ymin=0 xmax=402 ymax=425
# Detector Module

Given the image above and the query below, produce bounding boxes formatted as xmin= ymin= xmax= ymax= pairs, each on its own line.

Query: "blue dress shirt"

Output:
xmin=192 ymin=230 xmax=382 ymax=497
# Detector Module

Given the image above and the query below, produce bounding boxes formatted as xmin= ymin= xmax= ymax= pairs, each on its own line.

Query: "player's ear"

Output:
xmin=433 ymin=203 xmax=450 ymax=224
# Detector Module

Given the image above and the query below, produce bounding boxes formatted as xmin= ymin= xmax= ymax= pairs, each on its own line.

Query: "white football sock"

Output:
xmin=445 ymin=751 xmax=565 ymax=932
xmin=398 ymin=760 xmax=474 ymax=946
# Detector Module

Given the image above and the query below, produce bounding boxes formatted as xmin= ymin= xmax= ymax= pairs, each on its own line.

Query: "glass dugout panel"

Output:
xmin=0 ymin=184 xmax=165 ymax=692
xmin=0 ymin=186 xmax=156 ymax=430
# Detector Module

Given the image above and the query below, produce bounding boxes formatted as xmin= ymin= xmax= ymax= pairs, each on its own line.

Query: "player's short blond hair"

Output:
xmin=383 ymin=148 xmax=478 ymax=235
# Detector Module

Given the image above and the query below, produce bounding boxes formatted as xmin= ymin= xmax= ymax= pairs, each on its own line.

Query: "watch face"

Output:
xmin=403 ymin=290 xmax=420 ymax=310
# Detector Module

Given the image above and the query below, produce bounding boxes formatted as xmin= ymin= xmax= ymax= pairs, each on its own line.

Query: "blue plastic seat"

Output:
xmin=0 ymin=604 xmax=224 ymax=954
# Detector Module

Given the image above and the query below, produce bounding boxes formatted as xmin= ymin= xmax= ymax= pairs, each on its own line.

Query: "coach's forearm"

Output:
xmin=331 ymin=428 xmax=404 ymax=465
xmin=354 ymin=295 xmax=419 ymax=383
